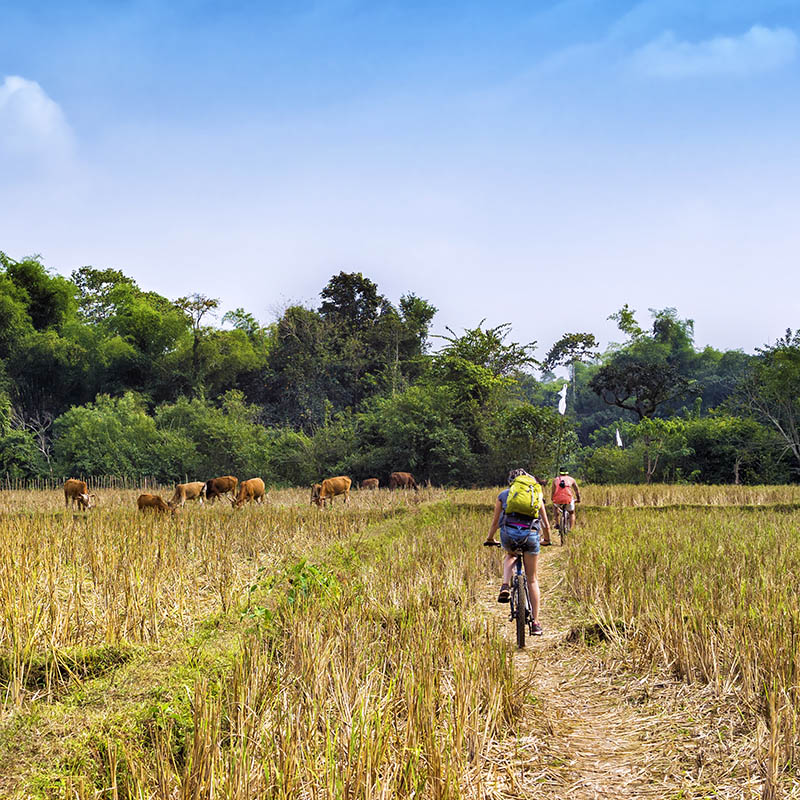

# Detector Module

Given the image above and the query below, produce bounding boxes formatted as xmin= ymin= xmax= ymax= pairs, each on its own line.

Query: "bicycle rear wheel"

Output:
xmin=515 ymin=575 xmax=526 ymax=648
xmin=560 ymin=509 xmax=569 ymax=545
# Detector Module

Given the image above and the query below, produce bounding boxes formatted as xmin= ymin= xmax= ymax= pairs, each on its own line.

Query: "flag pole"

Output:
xmin=553 ymin=415 xmax=565 ymax=480
xmin=553 ymin=384 xmax=568 ymax=480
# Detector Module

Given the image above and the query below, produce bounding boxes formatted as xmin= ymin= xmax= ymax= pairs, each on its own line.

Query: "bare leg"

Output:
xmin=542 ymin=514 xmax=552 ymax=544
xmin=553 ymin=505 xmax=563 ymax=535
xmin=503 ymin=553 xmax=514 ymax=586
xmin=522 ymin=552 xmax=540 ymax=624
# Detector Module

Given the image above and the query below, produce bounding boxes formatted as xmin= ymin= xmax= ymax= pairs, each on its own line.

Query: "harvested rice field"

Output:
xmin=0 ymin=485 xmax=797 ymax=798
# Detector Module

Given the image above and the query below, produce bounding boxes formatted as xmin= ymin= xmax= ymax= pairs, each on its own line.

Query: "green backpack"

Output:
xmin=506 ymin=474 xmax=542 ymax=518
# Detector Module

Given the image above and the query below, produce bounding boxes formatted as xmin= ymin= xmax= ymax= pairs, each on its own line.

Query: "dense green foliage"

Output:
xmin=0 ymin=250 xmax=794 ymax=485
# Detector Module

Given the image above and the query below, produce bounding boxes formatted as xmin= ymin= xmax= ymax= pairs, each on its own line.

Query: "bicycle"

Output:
xmin=484 ymin=541 xmax=535 ymax=648
xmin=554 ymin=503 xmax=571 ymax=545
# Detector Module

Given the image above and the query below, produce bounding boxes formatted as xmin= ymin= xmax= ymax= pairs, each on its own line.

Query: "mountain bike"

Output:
xmin=484 ymin=541 xmax=535 ymax=648
xmin=554 ymin=503 xmax=571 ymax=545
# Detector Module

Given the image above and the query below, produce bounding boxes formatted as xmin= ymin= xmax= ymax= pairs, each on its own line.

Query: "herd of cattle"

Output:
xmin=309 ymin=471 xmax=418 ymax=507
xmin=62 ymin=471 xmax=419 ymax=514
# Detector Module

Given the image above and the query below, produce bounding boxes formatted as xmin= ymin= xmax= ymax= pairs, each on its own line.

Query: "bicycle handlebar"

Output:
xmin=483 ymin=541 xmax=502 ymax=547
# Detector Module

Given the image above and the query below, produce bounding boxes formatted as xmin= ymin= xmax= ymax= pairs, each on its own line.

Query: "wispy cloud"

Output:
xmin=610 ymin=0 xmax=796 ymax=40
xmin=631 ymin=25 xmax=798 ymax=78
xmin=0 ymin=75 xmax=74 ymax=167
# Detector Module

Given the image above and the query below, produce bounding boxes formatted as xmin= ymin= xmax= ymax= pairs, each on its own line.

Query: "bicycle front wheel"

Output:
xmin=515 ymin=577 xmax=526 ymax=648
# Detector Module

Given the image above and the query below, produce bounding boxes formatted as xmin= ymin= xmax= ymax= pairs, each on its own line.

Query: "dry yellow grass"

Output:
xmin=1 ymin=483 xmax=799 ymax=797
xmin=457 ymin=483 xmax=800 ymax=508
xmin=115 ymin=505 xmax=527 ymax=798
xmin=578 ymin=483 xmax=800 ymax=507
xmin=566 ymin=505 xmax=800 ymax=794
xmin=0 ymin=488 xmax=535 ymax=797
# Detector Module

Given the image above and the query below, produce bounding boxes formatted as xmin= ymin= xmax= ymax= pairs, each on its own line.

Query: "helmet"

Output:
xmin=507 ymin=468 xmax=530 ymax=484
xmin=559 ymin=467 xmax=569 ymax=475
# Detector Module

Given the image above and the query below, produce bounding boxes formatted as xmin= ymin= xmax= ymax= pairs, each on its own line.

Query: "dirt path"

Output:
xmin=481 ymin=544 xmax=768 ymax=799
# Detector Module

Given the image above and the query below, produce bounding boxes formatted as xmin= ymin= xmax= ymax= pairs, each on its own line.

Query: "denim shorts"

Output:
xmin=500 ymin=525 xmax=540 ymax=555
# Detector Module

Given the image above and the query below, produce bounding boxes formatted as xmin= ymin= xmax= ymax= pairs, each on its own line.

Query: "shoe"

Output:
xmin=532 ymin=622 xmax=543 ymax=635
xmin=541 ymin=540 xmax=552 ymax=546
xmin=497 ymin=584 xmax=510 ymax=603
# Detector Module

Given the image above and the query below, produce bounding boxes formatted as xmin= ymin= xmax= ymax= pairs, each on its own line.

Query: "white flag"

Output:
xmin=557 ymin=384 xmax=568 ymax=416
xmin=615 ymin=428 xmax=623 ymax=447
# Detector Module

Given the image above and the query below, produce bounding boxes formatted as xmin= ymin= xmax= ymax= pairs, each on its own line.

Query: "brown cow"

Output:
xmin=168 ymin=481 xmax=206 ymax=508
xmin=233 ymin=477 xmax=265 ymax=508
xmin=311 ymin=476 xmax=352 ymax=507
xmin=389 ymin=471 xmax=418 ymax=491
xmin=205 ymin=475 xmax=238 ymax=504
xmin=361 ymin=478 xmax=379 ymax=490
xmin=64 ymin=478 xmax=96 ymax=510
xmin=137 ymin=494 xmax=177 ymax=514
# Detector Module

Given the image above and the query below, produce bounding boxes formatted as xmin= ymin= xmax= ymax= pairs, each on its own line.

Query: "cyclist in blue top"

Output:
xmin=484 ymin=468 xmax=551 ymax=635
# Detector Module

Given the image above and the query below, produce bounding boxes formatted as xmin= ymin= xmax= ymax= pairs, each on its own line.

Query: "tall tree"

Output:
xmin=436 ymin=322 xmax=536 ymax=380
xmin=319 ymin=272 xmax=383 ymax=333
xmin=175 ymin=294 xmax=220 ymax=395
xmin=432 ymin=322 xmax=537 ymax=457
xmin=366 ymin=294 xmax=437 ymax=396
xmin=72 ymin=266 xmax=139 ymax=323
xmin=263 ymin=305 xmax=331 ymax=430
xmin=2 ymin=253 xmax=76 ymax=331
xmin=541 ymin=332 xmax=599 ymax=374
xmin=0 ymin=393 xmax=44 ymax=478
xmin=589 ymin=356 xmax=692 ymax=420
xmin=488 ymin=404 xmax=568 ymax=483
xmin=590 ymin=307 xmax=696 ymax=419
xmin=740 ymin=329 xmax=800 ymax=471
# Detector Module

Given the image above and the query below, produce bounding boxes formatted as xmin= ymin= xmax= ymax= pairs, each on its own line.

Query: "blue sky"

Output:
xmin=2 ymin=0 xmax=800 ymax=358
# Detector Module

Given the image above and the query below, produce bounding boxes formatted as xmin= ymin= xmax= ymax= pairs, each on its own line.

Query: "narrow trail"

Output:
xmin=480 ymin=542 xmax=766 ymax=799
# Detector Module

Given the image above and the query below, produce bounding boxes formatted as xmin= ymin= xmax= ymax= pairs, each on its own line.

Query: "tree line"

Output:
xmin=1 ymin=251 xmax=798 ymax=485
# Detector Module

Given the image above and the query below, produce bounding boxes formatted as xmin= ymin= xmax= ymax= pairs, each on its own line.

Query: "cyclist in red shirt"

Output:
xmin=551 ymin=468 xmax=581 ymax=533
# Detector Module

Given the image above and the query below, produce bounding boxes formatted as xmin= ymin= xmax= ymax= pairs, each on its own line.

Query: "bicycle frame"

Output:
xmin=510 ymin=551 xmax=534 ymax=647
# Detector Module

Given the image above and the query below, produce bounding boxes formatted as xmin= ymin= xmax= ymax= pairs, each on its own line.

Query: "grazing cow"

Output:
xmin=233 ymin=477 xmax=265 ymax=508
xmin=137 ymin=494 xmax=177 ymax=514
xmin=204 ymin=475 xmax=238 ymax=504
xmin=64 ymin=478 xmax=96 ymax=510
xmin=311 ymin=476 xmax=352 ymax=507
xmin=361 ymin=478 xmax=379 ymax=490
xmin=389 ymin=472 xmax=418 ymax=491
xmin=168 ymin=481 xmax=206 ymax=508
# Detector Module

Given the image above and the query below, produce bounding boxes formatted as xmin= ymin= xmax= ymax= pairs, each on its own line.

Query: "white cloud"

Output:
xmin=0 ymin=75 xmax=74 ymax=165
xmin=611 ymin=0 xmax=796 ymax=40
xmin=632 ymin=25 xmax=798 ymax=78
